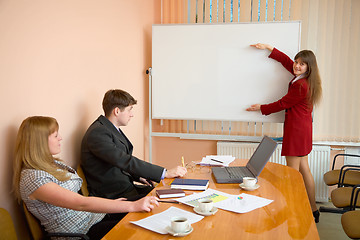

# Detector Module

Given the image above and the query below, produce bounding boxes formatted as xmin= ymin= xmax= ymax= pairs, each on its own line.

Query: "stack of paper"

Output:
xmin=199 ymin=155 xmax=235 ymax=166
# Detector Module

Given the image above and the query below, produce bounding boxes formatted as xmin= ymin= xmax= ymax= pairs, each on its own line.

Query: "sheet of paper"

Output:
xmin=130 ymin=206 xmax=204 ymax=234
xmin=215 ymin=193 xmax=274 ymax=213
xmin=176 ymin=189 xmax=273 ymax=213
xmin=176 ymin=189 xmax=232 ymax=207
xmin=199 ymin=155 xmax=235 ymax=166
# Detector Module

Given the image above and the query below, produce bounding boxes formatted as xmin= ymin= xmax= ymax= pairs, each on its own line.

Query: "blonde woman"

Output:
xmin=13 ymin=116 xmax=159 ymax=239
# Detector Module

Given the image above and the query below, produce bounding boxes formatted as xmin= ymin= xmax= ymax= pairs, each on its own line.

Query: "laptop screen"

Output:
xmin=246 ymin=136 xmax=278 ymax=176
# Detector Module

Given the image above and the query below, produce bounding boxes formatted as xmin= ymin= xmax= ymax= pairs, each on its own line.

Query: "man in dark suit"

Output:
xmin=81 ymin=89 xmax=187 ymax=200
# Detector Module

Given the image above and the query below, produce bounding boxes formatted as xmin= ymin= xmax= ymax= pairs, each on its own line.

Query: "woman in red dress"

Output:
xmin=247 ymin=43 xmax=322 ymax=223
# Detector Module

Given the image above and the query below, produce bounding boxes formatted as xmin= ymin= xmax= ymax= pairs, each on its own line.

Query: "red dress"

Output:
xmin=260 ymin=48 xmax=313 ymax=156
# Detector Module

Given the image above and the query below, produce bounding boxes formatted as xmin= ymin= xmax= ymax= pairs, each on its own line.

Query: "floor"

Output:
xmin=316 ymin=202 xmax=349 ymax=240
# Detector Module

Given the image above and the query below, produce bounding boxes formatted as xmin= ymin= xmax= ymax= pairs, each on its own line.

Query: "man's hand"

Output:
xmin=139 ymin=177 xmax=154 ymax=187
xmin=165 ymin=166 xmax=187 ymax=178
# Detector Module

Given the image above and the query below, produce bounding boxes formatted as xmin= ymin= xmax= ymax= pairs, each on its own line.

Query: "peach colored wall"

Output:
xmin=0 ymin=0 xmax=160 ymax=238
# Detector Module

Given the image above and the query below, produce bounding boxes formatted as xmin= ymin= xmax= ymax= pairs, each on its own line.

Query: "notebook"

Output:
xmin=212 ymin=136 xmax=278 ymax=183
xmin=170 ymin=178 xmax=209 ymax=190
xmin=156 ymin=189 xmax=185 ymax=198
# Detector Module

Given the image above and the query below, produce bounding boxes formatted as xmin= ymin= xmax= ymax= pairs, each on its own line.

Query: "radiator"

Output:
xmin=217 ymin=142 xmax=330 ymax=202
xmin=345 ymin=147 xmax=360 ymax=165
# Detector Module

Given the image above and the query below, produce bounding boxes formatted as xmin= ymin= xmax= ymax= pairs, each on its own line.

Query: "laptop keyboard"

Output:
xmin=225 ymin=167 xmax=251 ymax=179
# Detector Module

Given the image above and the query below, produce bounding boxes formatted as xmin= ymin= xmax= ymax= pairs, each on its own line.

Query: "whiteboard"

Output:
xmin=152 ymin=21 xmax=301 ymax=122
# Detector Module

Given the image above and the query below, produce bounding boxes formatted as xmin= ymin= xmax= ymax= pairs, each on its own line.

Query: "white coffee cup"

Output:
xmin=243 ymin=177 xmax=257 ymax=188
xmin=198 ymin=199 xmax=214 ymax=213
xmin=171 ymin=217 xmax=190 ymax=233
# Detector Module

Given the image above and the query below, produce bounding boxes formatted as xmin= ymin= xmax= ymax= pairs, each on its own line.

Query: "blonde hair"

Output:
xmin=295 ymin=50 xmax=322 ymax=106
xmin=13 ymin=116 xmax=70 ymax=201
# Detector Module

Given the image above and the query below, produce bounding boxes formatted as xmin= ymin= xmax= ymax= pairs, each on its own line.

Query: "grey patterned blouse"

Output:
xmin=20 ymin=160 xmax=105 ymax=234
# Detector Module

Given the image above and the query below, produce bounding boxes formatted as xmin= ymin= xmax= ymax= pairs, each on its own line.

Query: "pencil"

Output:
xmin=158 ymin=200 xmax=180 ymax=204
xmin=181 ymin=156 xmax=185 ymax=167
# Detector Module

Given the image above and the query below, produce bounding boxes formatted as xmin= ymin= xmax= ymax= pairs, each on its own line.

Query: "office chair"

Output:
xmin=320 ymin=163 xmax=360 ymax=214
xmin=323 ymin=154 xmax=360 ymax=187
xmin=341 ymin=185 xmax=360 ymax=239
xmin=22 ymin=202 xmax=89 ymax=240
xmin=0 ymin=208 xmax=17 ymax=240
xmin=328 ymin=184 xmax=360 ymax=213
xmin=77 ymin=165 xmax=89 ymax=196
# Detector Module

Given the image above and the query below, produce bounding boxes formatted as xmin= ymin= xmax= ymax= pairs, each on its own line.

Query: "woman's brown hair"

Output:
xmin=295 ymin=50 xmax=322 ymax=106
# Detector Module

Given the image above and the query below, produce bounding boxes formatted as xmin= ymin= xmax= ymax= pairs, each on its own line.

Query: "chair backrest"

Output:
xmin=77 ymin=165 xmax=89 ymax=197
xmin=22 ymin=203 xmax=44 ymax=240
xmin=0 ymin=208 xmax=17 ymax=240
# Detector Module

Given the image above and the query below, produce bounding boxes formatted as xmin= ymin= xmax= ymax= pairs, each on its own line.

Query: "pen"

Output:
xmin=198 ymin=163 xmax=223 ymax=167
xmin=158 ymin=200 xmax=180 ymax=204
xmin=210 ymin=158 xmax=224 ymax=164
xmin=182 ymin=156 xmax=185 ymax=167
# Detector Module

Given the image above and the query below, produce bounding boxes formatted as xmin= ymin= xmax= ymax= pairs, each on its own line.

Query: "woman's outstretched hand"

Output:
xmin=250 ymin=43 xmax=274 ymax=51
xmin=246 ymin=104 xmax=261 ymax=111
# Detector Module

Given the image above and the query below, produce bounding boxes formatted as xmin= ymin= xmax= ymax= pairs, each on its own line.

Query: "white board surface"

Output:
xmin=152 ymin=21 xmax=301 ymax=122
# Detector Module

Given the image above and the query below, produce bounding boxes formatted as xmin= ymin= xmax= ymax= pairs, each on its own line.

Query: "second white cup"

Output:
xmin=243 ymin=177 xmax=257 ymax=188
xmin=198 ymin=199 xmax=214 ymax=212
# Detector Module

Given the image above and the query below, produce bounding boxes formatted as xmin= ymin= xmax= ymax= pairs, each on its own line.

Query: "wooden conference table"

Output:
xmin=103 ymin=160 xmax=319 ymax=239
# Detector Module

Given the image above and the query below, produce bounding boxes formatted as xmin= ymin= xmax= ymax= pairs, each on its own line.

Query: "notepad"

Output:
xmin=156 ymin=189 xmax=186 ymax=198
xmin=170 ymin=178 xmax=209 ymax=191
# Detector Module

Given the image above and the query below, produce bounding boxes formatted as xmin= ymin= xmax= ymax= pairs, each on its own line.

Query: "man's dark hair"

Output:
xmin=102 ymin=89 xmax=137 ymax=117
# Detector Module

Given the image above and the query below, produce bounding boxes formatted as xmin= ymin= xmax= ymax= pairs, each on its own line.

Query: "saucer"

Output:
xmin=193 ymin=206 xmax=218 ymax=216
xmin=239 ymin=183 xmax=260 ymax=191
xmin=166 ymin=225 xmax=193 ymax=237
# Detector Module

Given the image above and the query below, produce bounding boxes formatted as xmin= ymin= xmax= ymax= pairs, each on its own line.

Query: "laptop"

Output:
xmin=212 ymin=136 xmax=278 ymax=183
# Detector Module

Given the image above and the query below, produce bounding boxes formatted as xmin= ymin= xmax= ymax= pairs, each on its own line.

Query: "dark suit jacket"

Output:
xmin=261 ymin=48 xmax=312 ymax=156
xmin=81 ymin=115 xmax=164 ymax=198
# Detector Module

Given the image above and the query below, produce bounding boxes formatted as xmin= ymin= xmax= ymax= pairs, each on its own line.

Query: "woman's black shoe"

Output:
xmin=313 ymin=210 xmax=320 ymax=223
